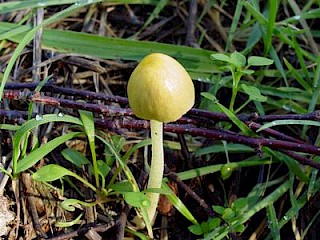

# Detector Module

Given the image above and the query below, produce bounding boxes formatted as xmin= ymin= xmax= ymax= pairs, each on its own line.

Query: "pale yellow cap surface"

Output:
xmin=127 ymin=53 xmax=195 ymax=123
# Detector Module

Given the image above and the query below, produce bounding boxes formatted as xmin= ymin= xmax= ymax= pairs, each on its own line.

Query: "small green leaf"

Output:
xmin=212 ymin=205 xmax=226 ymax=215
xmin=232 ymin=198 xmax=248 ymax=211
xmin=232 ymin=224 xmax=246 ymax=233
xmin=61 ymin=148 xmax=91 ymax=168
xmin=201 ymin=92 xmax=217 ymax=102
xmin=239 ymin=69 xmax=255 ymax=75
xmin=230 ymin=51 xmax=246 ymax=68
xmin=123 ymin=192 xmax=150 ymax=208
xmin=110 ymin=181 xmax=133 ymax=193
xmin=248 ymin=56 xmax=274 ymax=66
xmin=97 ymin=160 xmax=111 ymax=178
xmin=210 ymin=53 xmax=232 ymax=64
xmin=222 ymin=208 xmax=236 ymax=220
xmin=32 ymin=164 xmax=77 ymax=182
xmin=188 ymin=224 xmax=203 ymax=235
xmin=241 ymin=84 xmax=268 ymax=102
xmin=208 ymin=217 xmax=221 ymax=230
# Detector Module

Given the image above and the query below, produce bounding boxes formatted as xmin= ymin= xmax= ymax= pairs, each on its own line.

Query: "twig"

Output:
xmin=45 ymin=221 xmax=117 ymax=240
xmin=0 ymin=107 xmax=320 ymax=169
xmin=98 ymin=119 xmax=320 ymax=169
xmin=21 ymin=173 xmax=48 ymax=239
xmin=2 ymin=88 xmax=320 ymax=169
xmin=185 ymin=0 xmax=198 ymax=46
xmin=165 ymin=166 xmax=215 ymax=217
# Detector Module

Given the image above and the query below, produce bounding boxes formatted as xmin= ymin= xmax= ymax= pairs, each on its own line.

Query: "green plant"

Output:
xmin=210 ymin=51 xmax=273 ymax=111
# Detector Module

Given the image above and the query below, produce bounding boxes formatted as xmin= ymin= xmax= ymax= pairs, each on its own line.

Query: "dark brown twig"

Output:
xmin=165 ymin=166 xmax=215 ymax=217
xmin=2 ymin=88 xmax=320 ymax=169
xmin=3 ymin=84 xmax=320 ymax=123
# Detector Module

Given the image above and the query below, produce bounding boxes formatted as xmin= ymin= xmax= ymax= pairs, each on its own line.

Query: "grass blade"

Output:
xmin=0 ymin=21 xmax=218 ymax=81
xmin=16 ymin=132 xmax=82 ymax=174
xmin=264 ymin=0 xmax=278 ymax=56
xmin=79 ymin=110 xmax=99 ymax=188
xmin=266 ymin=204 xmax=280 ymax=240
xmin=257 ymin=119 xmax=320 ymax=132
xmin=225 ymin=0 xmax=244 ymax=51
xmin=12 ymin=114 xmax=82 ymax=175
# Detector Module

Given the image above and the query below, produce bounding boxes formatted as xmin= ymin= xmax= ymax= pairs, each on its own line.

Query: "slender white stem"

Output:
xmin=147 ymin=119 xmax=164 ymax=223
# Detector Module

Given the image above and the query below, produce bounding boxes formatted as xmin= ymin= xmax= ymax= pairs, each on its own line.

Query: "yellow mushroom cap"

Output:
xmin=127 ymin=53 xmax=195 ymax=123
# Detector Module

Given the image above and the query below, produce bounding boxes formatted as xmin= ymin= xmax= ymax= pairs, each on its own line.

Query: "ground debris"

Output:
xmin=0 ymin=195 xmax=15 ymax=237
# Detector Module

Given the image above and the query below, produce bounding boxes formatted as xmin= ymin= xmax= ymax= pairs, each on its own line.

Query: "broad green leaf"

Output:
xmin=61 ymin=148 xmax=91 ymax=168
xmin=16 ymin=132 xmax=81 ymax=173
xmin=188 ymin=224 xmax=204 ymax=235
xmin=110 ymin=181 xmax=134 ymax=193
xmin=0 ymin=22 xmax=218 ymax=81
xmin=222 ymin=208 xmax=235 ymax=220
xmin=208 ymin=218 xmax=221 ymax=230
xmin=230 ymin=51 xmax=246 ymax=68
xmin=32 ymin=164 xmax=97 ymax=191
xmin=123 ymin=192 xmax=150 ymax=208
xmin=241 ymin=84 xmax=268 ymax=102
xmin=232 ymin=198 xmax=248 ymax=211
xmin=210 ymin=53 xmax=233 ymax=64
xmin=97 ymin=160 xmax=111 ymax=178
xmin=212 ymin=205 xmax=225 ymax=215
xmin=232 ymin=224 xmax=246 ymax=233
xmin=32 ymin=164 xmax=78 ymax=182
xmin=247 ymin=56 xmax=274 ymax=66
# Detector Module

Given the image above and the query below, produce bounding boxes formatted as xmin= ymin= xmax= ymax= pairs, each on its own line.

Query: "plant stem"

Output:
xmin=147 ymin=119 xmax=164 ymax=223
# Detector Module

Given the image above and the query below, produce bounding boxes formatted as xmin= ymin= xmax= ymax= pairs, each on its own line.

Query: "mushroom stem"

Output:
xmin=147 ymin=119 xmax=164 ymax=223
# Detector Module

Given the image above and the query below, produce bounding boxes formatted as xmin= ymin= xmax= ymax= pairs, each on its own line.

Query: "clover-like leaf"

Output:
xmin=241 ymin=84 xmax=267 ymax=102
xmin=231 ymin=51 xmax=246 ymax=68
xmin=210 ymin=53 xmax=233 ymax=64
xmin=248 ymin=56 xmax=274 ymax=66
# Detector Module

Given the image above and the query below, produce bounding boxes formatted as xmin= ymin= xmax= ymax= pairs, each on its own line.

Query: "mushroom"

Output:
xmin=127 ymin=53 xmax=195 ymax=223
